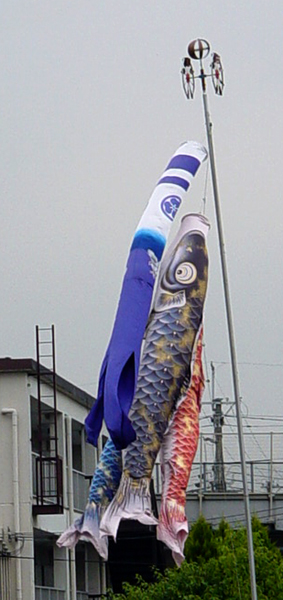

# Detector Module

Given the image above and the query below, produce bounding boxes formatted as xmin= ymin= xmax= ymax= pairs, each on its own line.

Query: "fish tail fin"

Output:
xmin=157 ymin=499 xmax=188 ymax=566
xmin=100 ymin=473 xmax=158 ymax=540
xmin=56 ymin=502 xmax=108 ymax=560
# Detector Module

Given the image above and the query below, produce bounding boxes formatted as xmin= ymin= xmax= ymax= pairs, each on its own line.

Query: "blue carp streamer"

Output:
xmin=85 ymin=142 xmax=207 ymax=450
xmin=56 ymin=439 xmax=122 ymax=560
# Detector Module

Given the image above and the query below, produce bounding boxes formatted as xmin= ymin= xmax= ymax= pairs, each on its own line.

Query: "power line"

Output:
xmin=208 ymin=361 xmax=283 ymax=368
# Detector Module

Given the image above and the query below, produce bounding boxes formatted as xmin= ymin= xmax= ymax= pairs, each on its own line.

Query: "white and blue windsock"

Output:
xmin=131 ymin=141 xmax=208 ymax=261
xmin=85 ymin=140 xmax=207 ymax=451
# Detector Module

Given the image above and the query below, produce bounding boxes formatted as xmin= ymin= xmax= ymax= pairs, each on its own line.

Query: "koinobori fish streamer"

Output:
xmin=85 ymin=141 xmax=207 ymax=450
xmin=57 ymin=143 xmax=208 ymax=559
xmin=157 ymin=326 xmax=205 ymax=566
xmin=56 ymin=438 xmax=122 ymax=560
xmin=100 ymin=213 xmax=210 ymax=540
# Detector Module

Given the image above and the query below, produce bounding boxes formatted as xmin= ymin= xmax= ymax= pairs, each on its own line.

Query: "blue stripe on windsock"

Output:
xmin=165 ymin=154 xmax=201 ymax=175
xmin=157 ymin=175 xmax=190 ymax=191
xmin=130 ymin=229 xmax=166 ymax=260
xmin=157 ymin=154 xmax=201 ymax=191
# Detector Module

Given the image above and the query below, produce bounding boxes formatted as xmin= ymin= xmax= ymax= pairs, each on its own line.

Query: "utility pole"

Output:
xmin=181 ymin=39 xmax=257 ymax=600
xmin=212 ymin=398 xmax=226 ymax=492
xmin=210 ymin=362 xmax=226 ymax=492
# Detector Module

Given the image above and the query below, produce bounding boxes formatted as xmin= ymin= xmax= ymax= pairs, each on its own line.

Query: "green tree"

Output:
xmin=108 ymin=516 xmax=283 ymax=600
xmin=184 ymin=514 xmax=218 ymax=563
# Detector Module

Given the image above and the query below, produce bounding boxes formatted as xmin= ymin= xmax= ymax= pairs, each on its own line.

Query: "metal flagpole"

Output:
xmin=181 ymin=39 xmax=258 ymax=600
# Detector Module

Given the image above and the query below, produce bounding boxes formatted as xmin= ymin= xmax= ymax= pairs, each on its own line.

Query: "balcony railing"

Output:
xmin=35 ymin=586 xmax=65 ymax=600
xmin=152 ymin=431 xmax=283 ymax=496
xmin=73 ymin=469 xmax=90 ymax=512
xmin=35 ymin=587 xmax=101 ymax=600
xmin=32 ymin=454 xmax=90 ymax=513
xmin=153 ymin=458 xmax=283 ymax=495
xmin=32 ymin=453 xmax=63 ymax=515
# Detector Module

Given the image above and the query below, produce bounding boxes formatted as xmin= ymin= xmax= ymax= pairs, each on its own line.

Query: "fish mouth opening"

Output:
xmin=181 ymin=212 xmax=210 ymax=225
xmin=181 ymin=213 xmax=211 ymax=238
xmin=186 ymin=228 xmax=206 ymax=238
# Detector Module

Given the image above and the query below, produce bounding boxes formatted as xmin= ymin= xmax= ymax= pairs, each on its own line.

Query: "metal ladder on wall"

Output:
xmin=33 ymin=325 xmax=63 ymax=514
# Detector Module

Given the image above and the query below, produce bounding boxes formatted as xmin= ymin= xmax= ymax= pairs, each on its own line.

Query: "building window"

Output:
xmin=30 ymin=397 xmax=58 ymax=456
xmin=72 ymin=420 xmax=84 ymax=472
xmin=34 ymin=532 xmax=54 ymax=587
xmin=76 ymin=542 xmax=86 ymax=592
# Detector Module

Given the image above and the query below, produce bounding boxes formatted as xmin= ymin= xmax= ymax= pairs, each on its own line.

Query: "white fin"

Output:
xmin=100 ymin=473 xmax=158 ymax=540
xmin=56 ymin=502 xmax=108 ymax=560
xmin=157 ymin=500 xmax=188 ymax=566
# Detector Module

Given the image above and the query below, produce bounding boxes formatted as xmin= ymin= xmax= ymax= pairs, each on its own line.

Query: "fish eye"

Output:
xmin=175 ymin=262 xmax=197 ymax=285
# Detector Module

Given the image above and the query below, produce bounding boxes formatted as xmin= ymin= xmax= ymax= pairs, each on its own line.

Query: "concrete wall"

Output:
xmin=0 ymin=372 xmax=34 ymax=600
xmin=156 ymin=491 xmax=283 ymax=531
xmin=0 ymin=369 xmax=100 ymax=600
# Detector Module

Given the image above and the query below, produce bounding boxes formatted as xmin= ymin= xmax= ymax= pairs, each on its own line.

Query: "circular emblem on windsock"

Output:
xmin=161 ymin=195 xmax=182 ymax=221
xmin=188 ymin=39 xmax=210 ymax=60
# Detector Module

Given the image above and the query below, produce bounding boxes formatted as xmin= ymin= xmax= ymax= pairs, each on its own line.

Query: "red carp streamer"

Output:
xmin=157 ymin=327 xmax=204 ymax=566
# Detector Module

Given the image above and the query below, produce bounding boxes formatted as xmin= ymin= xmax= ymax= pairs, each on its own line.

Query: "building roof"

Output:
xmin=0 ymin=357 xmax=95 ymax=410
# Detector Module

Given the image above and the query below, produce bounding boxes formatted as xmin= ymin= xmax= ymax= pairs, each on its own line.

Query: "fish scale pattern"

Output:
xmin=156 ymin=328 xmax=204 ymax=565
xmin=124 ymin=298 xmax=205 ymax=480
xmin=89 ymin=439 xmax=122 ymax=505
xmin=161 ymin=327 xmax=204 ymax=503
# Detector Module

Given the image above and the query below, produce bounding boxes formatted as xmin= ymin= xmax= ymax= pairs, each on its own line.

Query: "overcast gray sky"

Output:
xmin=1 ymin=0 xmax=283 ymax=430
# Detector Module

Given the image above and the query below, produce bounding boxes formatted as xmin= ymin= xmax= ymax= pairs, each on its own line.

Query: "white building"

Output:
xmin=0 ymin=357 xmax=107 ymax=600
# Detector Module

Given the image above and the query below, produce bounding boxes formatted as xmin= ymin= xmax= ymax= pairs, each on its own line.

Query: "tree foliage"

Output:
xmin=184 ymin=514 xmax=218 ymax=563
xmin=108 ymin=516 xmax=283 ymax=600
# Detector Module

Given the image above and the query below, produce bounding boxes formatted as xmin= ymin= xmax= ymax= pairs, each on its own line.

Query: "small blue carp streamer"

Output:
xmin=100 ymin=213 xmax=210 ymax=541
xmin=85 ymin=141 xmax=207 ymax=450
xmin=56 ymin=439 xmax=122 ymax=560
